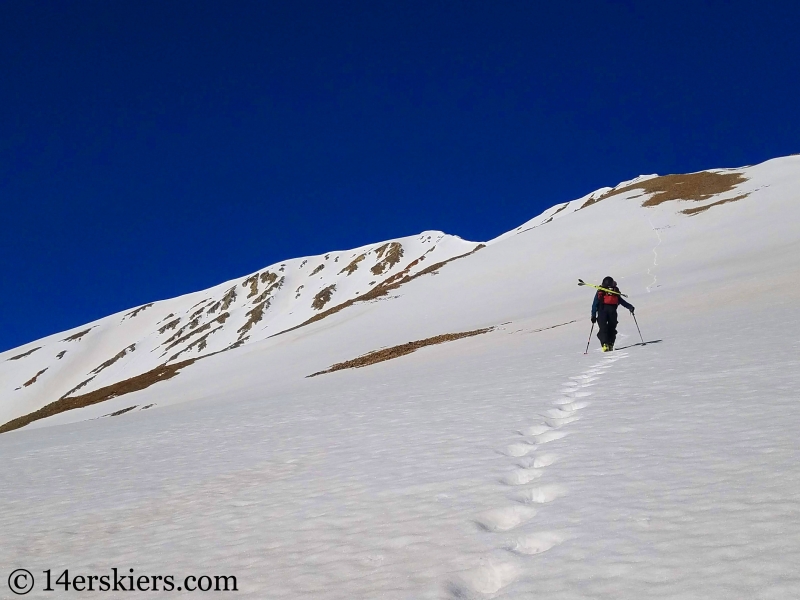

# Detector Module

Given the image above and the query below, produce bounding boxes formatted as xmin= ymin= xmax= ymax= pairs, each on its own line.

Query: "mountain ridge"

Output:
xmin=0 ymin=154 xmax=792 ymax=433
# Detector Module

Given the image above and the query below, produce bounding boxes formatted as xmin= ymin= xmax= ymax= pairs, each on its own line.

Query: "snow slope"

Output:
xmin=0 ymin=231 xmax=481 ymax=427
xmin=1 ymin=155 xmax=799 ymax=599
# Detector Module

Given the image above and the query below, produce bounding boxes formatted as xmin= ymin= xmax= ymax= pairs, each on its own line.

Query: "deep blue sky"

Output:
xmin=2 ymin=0 xmax=798 ymax=351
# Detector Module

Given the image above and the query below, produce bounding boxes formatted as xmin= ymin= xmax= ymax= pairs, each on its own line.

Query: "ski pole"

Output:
xmin=584 ymin=322 xmax=594 ymax=354
xmin=631 ymin=312 xmax=645 ymax=344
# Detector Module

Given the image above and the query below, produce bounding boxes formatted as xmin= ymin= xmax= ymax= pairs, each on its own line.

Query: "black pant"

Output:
xmin=597 ymin=305 xmax=618 ymax=347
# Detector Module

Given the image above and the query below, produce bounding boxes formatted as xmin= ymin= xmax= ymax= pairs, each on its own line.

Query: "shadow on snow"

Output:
xmin=614 ymin=339 xmax=663 ymax=350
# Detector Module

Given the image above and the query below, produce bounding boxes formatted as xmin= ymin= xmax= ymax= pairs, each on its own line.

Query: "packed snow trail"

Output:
xmin=452 ymin=352 xmax=626 ymax=596
xmin=646 ymin=219 xmax=662 ymax=293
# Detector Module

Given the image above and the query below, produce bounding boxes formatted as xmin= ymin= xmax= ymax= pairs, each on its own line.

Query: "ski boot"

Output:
xmin=602 ymin=344 xmax=610 ymax=352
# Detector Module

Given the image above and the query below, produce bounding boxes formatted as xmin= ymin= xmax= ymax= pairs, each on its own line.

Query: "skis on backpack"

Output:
xmin=577 ymin=279 xmax=629 ymax=298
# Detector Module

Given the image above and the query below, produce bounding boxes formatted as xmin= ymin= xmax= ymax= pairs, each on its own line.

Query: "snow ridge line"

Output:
xmin=449 ymin=352 xmax=628 ymax=596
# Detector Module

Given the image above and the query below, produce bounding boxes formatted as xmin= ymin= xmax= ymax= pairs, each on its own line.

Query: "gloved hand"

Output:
xmin=629 ymin=306 xmax=635 ymax=314
xmin=591 ymin=316 xmax=596 ymax=324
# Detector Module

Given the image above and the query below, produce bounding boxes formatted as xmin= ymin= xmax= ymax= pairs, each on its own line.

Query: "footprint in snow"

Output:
xmin=552 ymin=396 xmax=575 ymax=405
xmin=541 ymin=407 xmax=582 ymax=427
xmin=531 ymin=453 xmax=558 ymax=468
xmin=475 ymin=505 xmax=538 ymax=532
xmin=542 ymin=407 xmax=577 ymax=419
xmin=553 ymin=401 xmax=590 ymax=412
xmin=502 ymin=443 xmax=536 ymax=457
xmin=510 ymin=531 xmax=568 ymax=555
xmin=517 ymin=453 xmax=557 ymax=469
xmin=500 ymin=468 xmax=544 ymax=485
xmin=518 ymin=424 xmax=551 ymax=436
xmin=533 ymin=430 xmax=569 ymax=444
xmin=512 ymin=483 xmax=568 ymax=504
xmin=450 ymin=557 xmax=522 ymax=597
xmin=553 ymin=392 xmax=594 ymax=407
xmin=545 ymin=414 xmax=581 ymax=428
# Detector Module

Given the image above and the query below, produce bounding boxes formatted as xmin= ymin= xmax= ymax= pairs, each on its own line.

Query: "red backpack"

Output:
xmin=598 ymin=290 xmax=620 ymax=306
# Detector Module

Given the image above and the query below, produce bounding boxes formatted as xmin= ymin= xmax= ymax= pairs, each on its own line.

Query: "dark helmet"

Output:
xmin=602 ymin=276 xmax=615 ymax=288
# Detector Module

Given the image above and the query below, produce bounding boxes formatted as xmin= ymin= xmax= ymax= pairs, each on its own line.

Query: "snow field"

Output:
xmin=2 ymin=156 xmax=800 ymax=598
xmin=453 ymin=351 xmax=623 ymax=596
xmin=4 ymin=299 xmax=798 ymax=599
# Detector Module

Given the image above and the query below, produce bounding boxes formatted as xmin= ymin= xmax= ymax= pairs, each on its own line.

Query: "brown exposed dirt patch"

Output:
xmin=124 ymin=303 xmax=153 ymax=319
xmin=158 ymin=318 xmax=181 ymax=334
xmin=23 ymin=368 xmax=48 ymax=387
xmin=371 ymin=242 xmax=404 ymax=275
xmin=61 ymin=376 xmax=97 ymax=399
xmin=253 ymin=277 xmax=284 ymax=304
xmin=91 ymin=344 xmax=136 ymax=375
xmin=582 ymin=171 xmax=749 ymax=210
xmin=380 ymin=252 xmax=428 ymax=287
xmin=522 ymin=202 xmax=572 ymax=231
xmin=242 ymin=274 xmax=261 ymax=298
xmin=579 ymin=191 xmax=611 ymax=210
xmin=274 ymin=244 xmax=486 ymax=337
xmin=188 ymin=299 xmax=210 ymax=310
xmin=260 ymin=271 xmax=278 ymax=285
xmin=62 ymin=328 xmax=94 ymax=342
xmin=167 ymin=327 xmax=224 ymax=362
xmin=402 ymin=244 xmax=485 ymax=280
xmin=681 ymin=194 xmax=749 ymax=216
xmin=308 ymin=327 xmax=493 ymax=377
xmin=106 ymin=405 xmax=137 ymax=417
xmin=163 ymin=312 xmax=229 ymax=352
xmin=242 ymin=271 xmax=278 ymax=298
xmin=163 ymin=316 xmax=201 ymax=346
xmin=310 ymin=264 xmax=325 ymax=276
xmin=207 ymin=287 xmax=237 ymax=314
xmin=312 ymin=285 xmax=337 ymax=310
xmin=189 ymin=306 xmax=207 ymax=321
xmin=531 ymin=320 xmax=577 ymax=333
xmin=237 ymin=299 xmax=272 ymax=339
xmin=7 ymin=347 xmax=41 ymax=361
xmin=339 ymin=253 xmax=366 ymax=275
xmin=220 ymin=287 xmax=238 ymax=310
xmin=56 ymin=351 xmax=67 ymax=360
xmin=0 ymin=359 xmax=201 ymax=434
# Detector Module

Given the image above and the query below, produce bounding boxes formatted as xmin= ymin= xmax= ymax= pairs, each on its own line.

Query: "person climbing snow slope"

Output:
xmin=591 ymin=276 xmax=635 ymax=351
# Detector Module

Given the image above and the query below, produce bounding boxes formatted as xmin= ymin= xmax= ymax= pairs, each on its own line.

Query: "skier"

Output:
xmin=591 ymin=276 xmax=635 ymax=351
